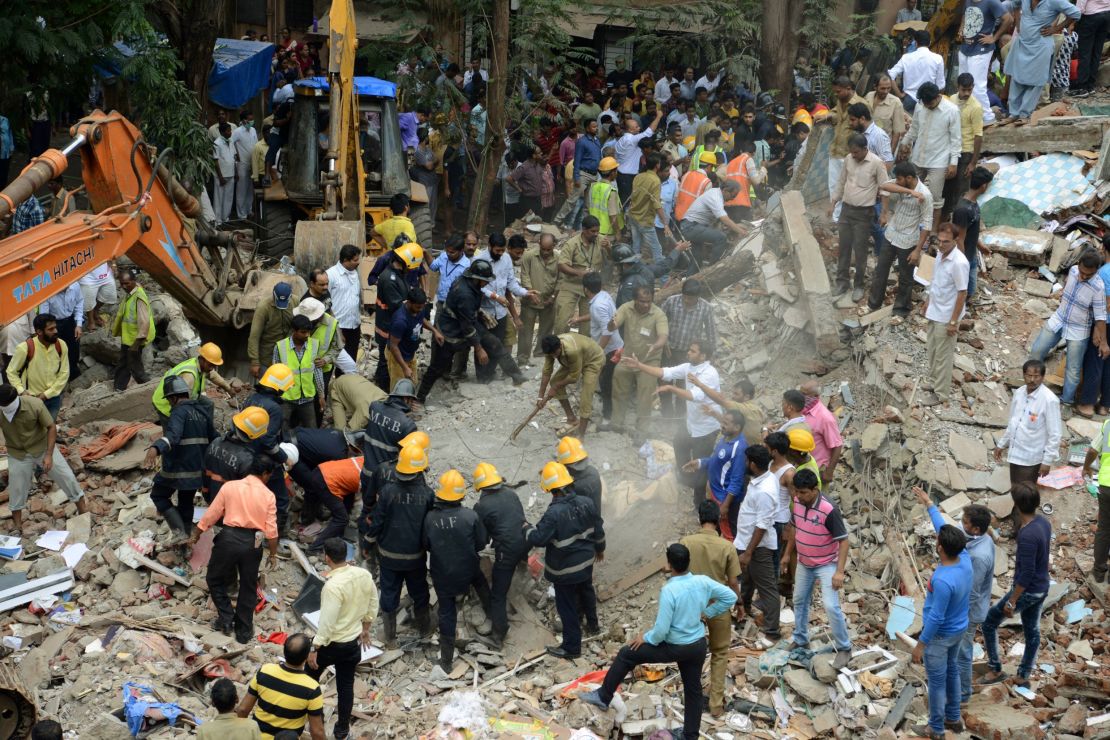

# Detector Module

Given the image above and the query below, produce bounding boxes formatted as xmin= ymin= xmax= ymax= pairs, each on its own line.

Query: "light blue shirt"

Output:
xmin=474 ymin=249 xmax=527 ymax=320
xmin=431 ymin=253 xmax=471 ymax=303
xmin=864 ymin=122 xmax=894 ymax=164
xmin=927 ymin=505 xmax=994 ymax=623
xmin=656 ymin=178 xmax=677 ymax=229
xmin=39 ymin=283 xmax=85 ymax=327
xmin=643 ymin=573 xmax=736 ymax=646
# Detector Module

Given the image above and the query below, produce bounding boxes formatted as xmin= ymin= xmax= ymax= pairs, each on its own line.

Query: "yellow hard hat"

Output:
xmin=472 ymin=461 xmax=503 ymax=490
xmin=698 ymin=150 xmax=718 ymax=166
xmin=539 ymin=461 xmax=574 ymax=492
xmin=555 ymin=436 xmax=587 ymax=465
xmin=436 ymin=469 xmax=466 ymax=502
xmin=259 ymin=363 xmax=295 ymax=392
xmin=233 ymin=406 xmax=270 ymax=440
xmin=598 ymin=156 xmax=619 ymax=173
xmin=198 ymin=342 xmax=224 ymax=366
xmin=812 ymin=103 xmax=830 ymax=122
xmin=682 ymin=135 xmax=696 ymax=150
xmin=787 ymin=428 xmax=816 ymax=453
xmin=396 ymin=444 xmax=429 ymax=474
xmin=792 ymin=108 xmax=814 ymax=127
xmin=394 ymin=243 xmax=424 ymax=269
xmin=400 ymin=430 xmax=430 ymax=449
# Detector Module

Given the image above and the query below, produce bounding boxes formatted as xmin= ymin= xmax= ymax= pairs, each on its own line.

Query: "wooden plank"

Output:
xmin=286 ymin=542 xmax=317 ymax=578
xmin=983 ymin=117 xmax=1110 ymax=154
xmin=883 ymin=525 xmax=923 ymax=600
xmin=780 ymin=191 xmax=842 ymax=354
xmin=598 ymin=556 xmax=665 ymax=602
xmin=130 ymin=552 xmax=191 ymax=587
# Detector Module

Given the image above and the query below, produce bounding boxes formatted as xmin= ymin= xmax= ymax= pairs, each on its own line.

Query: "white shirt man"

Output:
xmin=661 ymin=360 xmax=721 ymax=438
xmin=682 ymin=187 xmax=727 ymax=227
xmin=474 ymin=248 xmax=529 ymax=321
xmin=904 ymin=95 xmax=962 ymax=170
xmin=924 ymin=245 xmax=970 ymax=326
xmin=655 ymin=74 xmax=679 ymax=104
xmin=695 ymin=72 xmax=720 ymax=98
xmin=997 ymin=376 xmax=1062 ymax=470
xmin=230 ymin=121 xmax=258 ymax=219
xmin=463 ymin=66 xmax=489 ymax=89
xmin=615 ymin=126 xmax=655 ymax=176
xmin=732 ymin=468 xmax=779 ymax=552
xmin=588 ymin=289 xmax=623 ymax=354
xmin=888 ymin=45 xmax=945 ymax=102
xmin=325 ymin=259 xmax=361 ymax=331
xmin=212 ymin=132 xmax=236 ymax=222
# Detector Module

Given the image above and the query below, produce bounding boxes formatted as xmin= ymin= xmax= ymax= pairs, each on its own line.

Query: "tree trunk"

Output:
xmin=153 ymin=0 xmax=225 ymax=105
xmin=759 ymin=0 xmax=805 ymax=106
xmin=467 ymin=0 xmax=510 ymax=233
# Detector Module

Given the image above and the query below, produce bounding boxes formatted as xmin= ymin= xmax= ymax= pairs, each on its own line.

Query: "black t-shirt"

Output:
xmin=952 ymin=198 xmax=981 ymax=262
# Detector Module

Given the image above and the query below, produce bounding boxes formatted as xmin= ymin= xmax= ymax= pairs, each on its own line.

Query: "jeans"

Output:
xmin=1076 ymin=11 xmax=1110 ymax=91
xmin=630 ymin=218 xmax=664 ymax=263
xmin=1028 ymin=326 xmax=1087 ymax=403
xmin=378 ymin=563 xmax=430 ymax=614
xmin=42 ymin=395 xmax=61 ymax=421
xmin=902 ymin=94 xmax=917 ymax=113
xmin=982 ymin=588 xmax=1047 ymax=679
xmin=598 ymin=638 xmax=708 ymax=740
xmin=1096 ymin=486 xmax=1110 ymax=577
xmin=871 ymin=202 xmax=885 ymax=257
xmin=868 ymin=243 xmax=915 ymax=314
xmin=679 ymin=221 xmax=729 ymax=270
xmin=923 ymin=630 xmax=963 ymax=733
xmin=206 ymin=527 xmax=263 ymax=639
xmin=958 ymin=622 xmax=980 ymax=704
xmin=791 ymin=562 xmax=852 ymax=650
xmin=836 ymin=203 xmax=873 ymax=293
xmin=553 ymin=576 xmax=597 ymax=654
xmin=674 ymin=429 xmax=718 ymax=506
xmin=740 ymin=547 xmax=780 ymax=637
xmin=1079 ymin=338 xmax=1110 ymax=407
xmin=308 ymin=639 xmax=360 ymax=733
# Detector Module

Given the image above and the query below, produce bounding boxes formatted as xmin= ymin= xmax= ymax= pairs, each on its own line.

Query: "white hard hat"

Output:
xmin=279 ymin=442 xmax=299 ymax=467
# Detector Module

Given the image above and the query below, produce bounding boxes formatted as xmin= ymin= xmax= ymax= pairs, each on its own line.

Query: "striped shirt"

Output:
xmin=791 ymin=493 xmax=848 ymax=567
xmin=247 ymin=663 xmax=323 ymax=738
xmin=660 ymin=294 xmax=718 ymax=356
xmin=883 ymin=179 xmax=932 ymax=249
xmin=1047 ymin=264 xmax=1107 ymax=341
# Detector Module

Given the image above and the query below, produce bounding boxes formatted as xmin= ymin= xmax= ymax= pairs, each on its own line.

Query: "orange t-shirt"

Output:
xmin=319 ymin=457 xmax=363 ymax=498
xmin=198 ymin=475 xmax=278 ymax=539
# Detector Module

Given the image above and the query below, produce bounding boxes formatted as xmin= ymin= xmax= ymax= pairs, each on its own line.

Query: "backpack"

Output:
xmin=13 ymin=337 xmax=63 ymax=380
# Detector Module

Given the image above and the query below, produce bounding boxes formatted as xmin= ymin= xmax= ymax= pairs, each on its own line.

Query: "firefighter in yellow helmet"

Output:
xmin=472 ymin=462 xmax=528 ymax=648
xmin=202 ymin=405 xmax=270 ymax=504
xmin=555 ymin=437 xmax=602 ymax=515
xmin=366 ymin=443 xmax=435 ymax=648
xmin=524 ymin=461 xmax=605 ymax=659
xmin=151 ymin=341 xmax=235 ymax=425
xmin=246 ymin=363 xmax=296 ymax=533
xmin=424 ymin=469 xmax=492 ymax=670
xmin=587 ymin=157 xmax=623 ymax=238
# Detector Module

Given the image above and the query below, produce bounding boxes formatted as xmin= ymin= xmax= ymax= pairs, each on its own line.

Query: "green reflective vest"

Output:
xmin=276 ymin=337 xmax=319 ymax=402
xmin=152 ymin=357 xmax=206 ymax=416
xmin=798 ymin=454 xmax=823 ymax=490
xmin=587 ymin=181 xmax=623 ymax=235
xmin=113 ymin=286 xmax=155 ymax=347
xmin=1099 ymin=420 xmax=1110 ymax=487
xmin=311 ymin=314 xmax=339 ymax=373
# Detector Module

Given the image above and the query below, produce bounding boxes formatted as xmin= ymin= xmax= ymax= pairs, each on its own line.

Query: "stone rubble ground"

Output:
xmin=2 ymin=212 xmax=1110 ymax=739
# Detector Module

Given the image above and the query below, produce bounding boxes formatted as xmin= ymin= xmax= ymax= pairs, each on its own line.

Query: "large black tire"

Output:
xmin=259 ymin=201 xmax=295 ymax=260
xmin=410 ymin=205 xmax=435 ymax=249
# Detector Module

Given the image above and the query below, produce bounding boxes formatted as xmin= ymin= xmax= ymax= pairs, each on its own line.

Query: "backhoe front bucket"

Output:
xmin=293 ymin=219 xmax=370 ymax=304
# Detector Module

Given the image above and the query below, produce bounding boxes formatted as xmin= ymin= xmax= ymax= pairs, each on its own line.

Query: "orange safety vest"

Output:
xmin=675 ymin=170 xmax=710 ymax=222
xmin=723 ymin=153 xmax=752 ymax=207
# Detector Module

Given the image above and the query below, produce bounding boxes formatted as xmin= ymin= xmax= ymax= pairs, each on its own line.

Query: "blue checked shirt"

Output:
xmin=12 ymin=197 xmax=44 ymax=235
xmin=1047 ymin=264 xmax=1106 ymax=341
xmin=864 ymin=122 xmax=894 ymax=164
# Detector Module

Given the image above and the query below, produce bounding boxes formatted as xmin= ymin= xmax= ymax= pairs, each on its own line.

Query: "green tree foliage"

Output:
xmin=0 ymin=2 xmax=210 ymax=189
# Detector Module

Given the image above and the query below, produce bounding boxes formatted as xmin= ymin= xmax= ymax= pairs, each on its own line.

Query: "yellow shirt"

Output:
xmin=6 ymin=336 xmax=69 ymax=399
xmin=313 ymin=564 xmax=380 ymax=647
xmin=374 ymin=215 xmax=417 ymax=249
xmin=950 ymin=94 xmax=984 ymax=154
xmin=250 ymin=140 xmax=269 ymax=180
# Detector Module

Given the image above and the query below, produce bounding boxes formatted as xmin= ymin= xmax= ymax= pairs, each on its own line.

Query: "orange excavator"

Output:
xmin=0 ymin=110 xmax=295 ymax=328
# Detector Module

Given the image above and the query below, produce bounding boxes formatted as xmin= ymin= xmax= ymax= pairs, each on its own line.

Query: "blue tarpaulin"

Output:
xmin=295 ymin=76 xmax=397 ymax=99
xmin=208 ymin=38 xmax=276 ymax=109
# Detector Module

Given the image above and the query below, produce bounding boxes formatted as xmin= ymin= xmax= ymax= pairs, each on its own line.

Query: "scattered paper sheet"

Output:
xmin=300 ymin=610 xmax=383 ymax=663
xmin=61 ymin=543 xmax=89 ymax=568
xmin=0 ymin=535 xmax=23 ymax=560
xmin=35 ymin=530 xmax=69 ymax=551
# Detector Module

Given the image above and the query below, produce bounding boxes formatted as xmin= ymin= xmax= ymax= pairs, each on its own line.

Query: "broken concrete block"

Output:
xmin=861 ymin=423 xmax=889 ymax=453
xmin=987 ymin=468 xmax=1012 ymax=495
xmin=1066 ymin=416 xmax=1101 ymax=441
xmin=785 ymin=668 xmax=831 ymax=704
xmin=965 ymin=697 xmax=1045 ymax=739
xmin=813 ymin=708 xmax=838 ymax=734
xmin=1057 ymin=703 xmax=1087 ymax=735
xmin=109 ymin=569 xmax=147 ymax=600
xmin=27 ymin=555 xmax=69 ymax=580
xmin=66 ymin=512 xmax=92 ymax=544
xmin=1023 ymin=277 xmax=1053 ymax=298
xmin=812 ymin=654 xmax=839 ymax=684
xmin=948 ymin=431 xmax=988 ymax=468
xmin=1066 ymin=639 xmax=1093 ymax=660
xmin=939 ymin=491 xmax=972 ymax=515
xmin=944 ymin=456 xmax=968 ymax=491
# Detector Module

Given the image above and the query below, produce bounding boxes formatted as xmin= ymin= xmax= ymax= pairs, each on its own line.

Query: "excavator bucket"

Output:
xmin=293 ymin=219 xmax=370 ymax=303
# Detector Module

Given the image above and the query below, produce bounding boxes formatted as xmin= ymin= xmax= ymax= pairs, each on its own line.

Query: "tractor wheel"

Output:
xmin=259 ymin=201 xmax=295 ymax=260
xmin=410 ymin=205 xmax=435 ymax=249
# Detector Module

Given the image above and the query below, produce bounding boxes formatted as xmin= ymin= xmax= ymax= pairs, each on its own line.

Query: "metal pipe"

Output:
xmin=60 ymin=134 xmax=87 ymax=157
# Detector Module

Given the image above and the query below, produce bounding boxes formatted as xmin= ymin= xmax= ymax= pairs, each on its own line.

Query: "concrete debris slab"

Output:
xmin=948 ymin=431 xmax=989 ymax=469
xmin=861 ymin=423 xmax=889 ymax=452
xmin=784 ymin=668 xmax=832 ymax=704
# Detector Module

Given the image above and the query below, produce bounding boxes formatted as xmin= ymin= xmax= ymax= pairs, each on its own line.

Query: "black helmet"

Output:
xmin=756 ymin=91 xmax=774 ymax=109
xmin=612 ymin=243 xmax=638 ymax=265
xmin=463 ymin=259 xmax=494 ymax=281
xmin=772 ymin=103 xmax=787 ymax=118
xmin=164 ymin=375 xmax=191 ymax=399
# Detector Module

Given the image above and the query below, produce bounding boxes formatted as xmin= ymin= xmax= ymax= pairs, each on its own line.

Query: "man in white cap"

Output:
xmin=293 ymin=297 xmax=355 ymax=426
